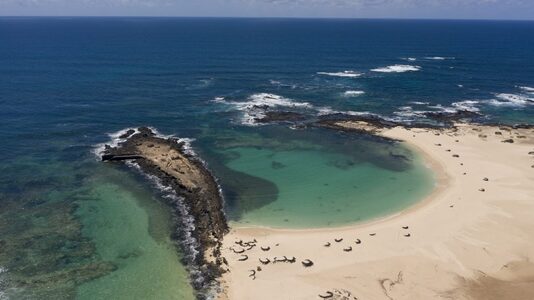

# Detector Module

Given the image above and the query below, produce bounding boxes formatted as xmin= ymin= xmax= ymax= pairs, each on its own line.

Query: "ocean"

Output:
xmin=0 ymin=17 xmax=533 ymax=299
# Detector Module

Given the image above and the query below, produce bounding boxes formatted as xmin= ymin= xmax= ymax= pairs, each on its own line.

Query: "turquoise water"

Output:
xmin=223 ymin=146 xmax=434 ymax=228
xmin=197 ymin=126 xmax=435 ymax=228
xmin=75 ymin=173 xmax=195 ymax=300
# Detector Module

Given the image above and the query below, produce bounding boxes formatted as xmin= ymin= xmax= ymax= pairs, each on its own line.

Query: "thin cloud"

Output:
xmin=256 ymin=0 xmax=529 ymax=6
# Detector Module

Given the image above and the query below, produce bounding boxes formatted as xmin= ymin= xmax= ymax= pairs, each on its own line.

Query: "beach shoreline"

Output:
xmin=222 ymin=136 xmax=449 ymax=235
xmin=218 ymin=123 xmax=534 ymax=300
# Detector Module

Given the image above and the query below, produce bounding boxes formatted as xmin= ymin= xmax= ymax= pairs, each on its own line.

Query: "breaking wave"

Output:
xmin=343 ymin=90 xmax=365 ymax=97
xmin=317 ymin=71 xmax=362 ymax=78
xmin=393 ymin=100 xmax=480 ymax=122
xmin=486 ymin=93 xmax=534 ymax=107
xmin=212 ymin=93 xmax=312 ymax=126
xmin=409 ymin=101 xmax=430 ymax=105
xmin=371 ymin=65 xmax=421 ymax=73
xmin=393 ymin=106 xmax=427 ymax=119
xmin=92 ymin=128 xmax=140 ymax=159
xmin=0 ymin=267 xmax=7 ymax=300
xmin=424 ymin=56 xmax=455 ymax=60
xmin=519 ymin=86 xmax=534 ymax=93
xmin=316 ymin=106 xmax=372 ymax=117
xmin=451 ymin=100 xmax=481 ymax=112
xmin=92 ymin=127 xmax=195 ymax=159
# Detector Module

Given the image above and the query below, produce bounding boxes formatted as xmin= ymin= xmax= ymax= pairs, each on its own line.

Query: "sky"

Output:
xmin=1 ymin=0 xmax=534 ymax=20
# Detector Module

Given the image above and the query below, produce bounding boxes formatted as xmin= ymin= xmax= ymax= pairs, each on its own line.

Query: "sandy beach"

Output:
xmin=218 ymin=123 xmax=534 ymax=300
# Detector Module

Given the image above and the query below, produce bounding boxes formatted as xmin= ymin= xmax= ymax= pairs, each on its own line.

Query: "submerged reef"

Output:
xmin=0 ymin=166 xmax=116 ymax=299
xmin=100 ymin=127 xmax=229 ymax=298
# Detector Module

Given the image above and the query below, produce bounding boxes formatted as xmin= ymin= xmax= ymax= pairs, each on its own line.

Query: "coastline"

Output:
xmin=222 ymin=137 xmax=448 ymax=234
xmin=218 ymin=123 xmax=534 ymax=300
xmin=99 ymin=127 xmax=229 ymax=299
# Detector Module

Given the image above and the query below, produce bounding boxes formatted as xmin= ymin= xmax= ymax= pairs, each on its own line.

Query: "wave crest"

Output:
xmin=371 ymin=65 xmax=421 ymax=73
xmin=213 ymin=93 xmax=312 ymax=126
xmin=519 ymin=86 xmax=534 ymax=93
xmin=343 ymin=90 xmax=365 ymax=97
xmin=486 ymin=93 xmax=534 ymax=107
xmin=317 ymin=71 xmax=362 ymax=78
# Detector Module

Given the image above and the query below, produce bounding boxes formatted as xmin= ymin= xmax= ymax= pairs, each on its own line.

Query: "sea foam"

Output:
xmin=92 ymin=127 xmax=140 ymax=159
xmin=92 ymin=127 xmax=195 ymax=159
xmin=399 ymin=100 xmax=480 ymax=120
xmin=409 ymin=101 xmax=430 ymax=105
xmin=0 ymin=267 xmax=7 ymax=300
xmin=451 ymin=100 xmax=481 ymax=112
xmin=343 ymin=90 xmax=365 ymax=97
xmin=424 ymin=56 xmax=454 ymax=60
xmin=393 ymin=106 xmax=426 ymax=119
xmin=317 ymin=71 xmax=362 ymax=78
xmin=371 ymin=65 xmax=421 ymax=73
xmin=486 ymin=93 xmax=534 ymax=107
xmin=213 ymin=93 xmax=312 ymax=126
xmin=519 ymin=86 xmax=534 ymax=93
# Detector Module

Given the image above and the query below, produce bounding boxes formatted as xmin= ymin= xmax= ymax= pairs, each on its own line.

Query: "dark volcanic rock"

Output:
xmin=119 ymin=129 xmax=136 ymax=139
xmin=254 ymin=111 xmax=307 ymax=123
xmin=423 ymin=110 xmax=481 ymax=125
xmin=101 ymin=127 xmax=228 ymax=298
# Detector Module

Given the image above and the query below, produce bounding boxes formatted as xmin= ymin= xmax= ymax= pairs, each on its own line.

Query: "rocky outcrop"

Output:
xmin=254 ymin=111 xmax=307 ymax=123
xmin=101 ymin=127 xmax=228 ymax=298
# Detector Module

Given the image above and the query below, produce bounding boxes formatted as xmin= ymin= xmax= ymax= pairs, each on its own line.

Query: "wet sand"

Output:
xmin=218 ymin=123 xmax=534 ymax=300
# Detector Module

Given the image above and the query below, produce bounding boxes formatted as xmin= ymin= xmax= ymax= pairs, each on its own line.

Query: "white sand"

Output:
xmin=218 ymin=124 xmax=534 ymax=300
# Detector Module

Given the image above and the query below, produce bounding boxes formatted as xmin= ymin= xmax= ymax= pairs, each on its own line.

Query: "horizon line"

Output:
xmin=1 ymin=15 xmax=534 ymax=22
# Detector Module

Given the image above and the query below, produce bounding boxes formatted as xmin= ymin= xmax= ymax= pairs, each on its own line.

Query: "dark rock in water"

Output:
xmin=512 ymin=124 xmax=534 ymax=129
xmin=119 ymin=129 xmax=136 ymax=139
xmin=100 ymin=127 xmax=228 ymax=296
xmin=329 ymin=159 xmax=356 ymax=170
xmin=255 ymin=111 xmax=307 ymax=123
xmin=423 ymin=110 xmax=481 ymax=125
xmin=316 ymin=110 xmax=480 ymax=131
xmin=315 ymin=114 xmax=444 ymax=136
xmin=271 ymin=161 xmax=286 ymax=170
xmin=101 ymin=154 xmax=144 ymax=161
xmin=0 ymin=192 xmax=116 ymax=299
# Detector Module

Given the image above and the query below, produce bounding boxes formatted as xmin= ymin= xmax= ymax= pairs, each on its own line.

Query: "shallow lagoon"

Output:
xmin=226 ymin=147 xmax=434 ymax=228
xmin=202 ymin=127 xmax=435 ymax=228
xmin=75 ymin=172 xmax=195 ymax=300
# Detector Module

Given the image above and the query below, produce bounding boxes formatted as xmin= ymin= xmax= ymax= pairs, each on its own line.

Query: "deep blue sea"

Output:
xmin=0 ymin=17 xmax=533 ymax=299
